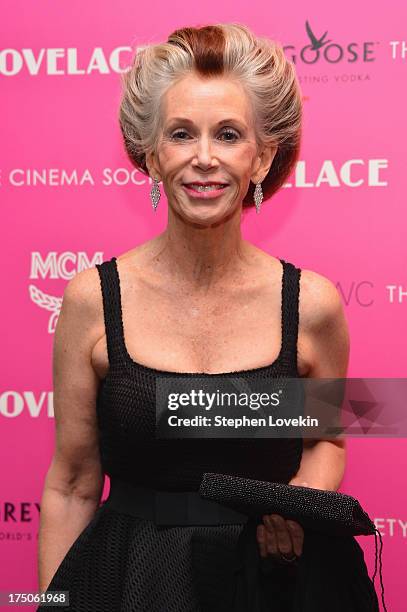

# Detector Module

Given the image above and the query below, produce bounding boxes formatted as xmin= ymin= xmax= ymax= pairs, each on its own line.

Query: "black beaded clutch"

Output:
xmin=199 ymin=472 xmax=376 ymax=537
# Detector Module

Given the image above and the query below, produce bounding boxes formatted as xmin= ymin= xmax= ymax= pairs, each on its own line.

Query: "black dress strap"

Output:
xmin=279 ymin=259 xmax=302 ymax=374
xmin=95 ymin=256 xmax=127 ymax=370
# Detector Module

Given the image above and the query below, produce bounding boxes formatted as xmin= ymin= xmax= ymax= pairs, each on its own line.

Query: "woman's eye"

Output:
xmin=219 ymin=129 xmax=240 ymax=142
xmin=170 ymin=128 xmax=240 ymax=141
xmin=171 ymin=130 xmax=189 ymax=140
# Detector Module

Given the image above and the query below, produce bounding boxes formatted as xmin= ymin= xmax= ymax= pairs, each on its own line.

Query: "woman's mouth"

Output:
xmin=182 ymin=183 xmax=229 ymax=199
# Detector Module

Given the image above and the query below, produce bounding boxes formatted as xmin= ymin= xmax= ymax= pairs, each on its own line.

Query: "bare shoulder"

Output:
xmin=58 ymin=265 xmax=105 ymax=349
xmin=298 ymin=267 xmax=350 ymax=377
xmin=62 ymin=265 xmax=103 ymax=318
xmin=299 ymin=268 xmax=346 ymax=331
xmin=61 ymin=246 xmax=145 ymax=320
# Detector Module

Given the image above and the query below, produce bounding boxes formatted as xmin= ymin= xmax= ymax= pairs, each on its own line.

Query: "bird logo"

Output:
xmin=305 ymin=20 xmax=332 ymax=51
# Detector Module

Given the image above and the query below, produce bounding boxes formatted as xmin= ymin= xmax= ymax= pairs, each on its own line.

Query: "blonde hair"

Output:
xmin=119 ymin=23 xmax=302 ymax=206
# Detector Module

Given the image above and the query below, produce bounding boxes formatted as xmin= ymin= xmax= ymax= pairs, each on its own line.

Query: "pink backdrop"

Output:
xmin=1 ymin=1 xmax=406 ymax=610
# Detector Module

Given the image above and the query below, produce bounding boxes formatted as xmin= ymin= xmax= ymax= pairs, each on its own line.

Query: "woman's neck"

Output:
xmin=147 ymin=216 xmax=253 ymax=290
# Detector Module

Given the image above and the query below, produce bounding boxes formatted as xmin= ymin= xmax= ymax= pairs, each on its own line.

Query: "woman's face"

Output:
xmin=146 ymin=72 xmax=275 ymax=225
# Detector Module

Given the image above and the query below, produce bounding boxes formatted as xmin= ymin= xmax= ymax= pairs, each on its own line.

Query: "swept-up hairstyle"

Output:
xmin=119 ymin=23 xmax=302 ymax=207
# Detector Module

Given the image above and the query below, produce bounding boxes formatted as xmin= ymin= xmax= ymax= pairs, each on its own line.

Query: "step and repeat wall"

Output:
xmin=1 ymin=1 xmax=406 ymax=610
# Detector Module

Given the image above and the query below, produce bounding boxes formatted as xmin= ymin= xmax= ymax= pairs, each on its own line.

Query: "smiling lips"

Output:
xmin=183 ymin=181 xmax=229 ymax=193
xmin=182 ymin=182 xmax=229 ymax=198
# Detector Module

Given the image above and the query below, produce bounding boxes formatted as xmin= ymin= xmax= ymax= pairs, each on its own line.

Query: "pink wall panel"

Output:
xmin=1 ymin=1 xmax=406 ymax=609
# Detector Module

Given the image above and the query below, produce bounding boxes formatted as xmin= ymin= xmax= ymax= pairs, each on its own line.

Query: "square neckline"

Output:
xmin=111 ymin=256 xmax=287 ymax=377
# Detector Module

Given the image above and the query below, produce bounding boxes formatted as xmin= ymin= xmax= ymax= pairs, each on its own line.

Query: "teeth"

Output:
xmin=188 ymin=184 xmax=226 ymax=191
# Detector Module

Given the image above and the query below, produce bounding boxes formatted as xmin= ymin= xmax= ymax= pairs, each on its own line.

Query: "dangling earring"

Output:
xmin=150 ymin=176 xmax=161 ymax=212
xmin=254 ymin=180 xmax=263 ymax=214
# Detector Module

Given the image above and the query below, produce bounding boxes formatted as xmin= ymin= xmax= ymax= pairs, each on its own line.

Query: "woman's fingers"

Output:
xmin=261 ymin=514 xmax=304 ymax=558
xmin=264 ymin=520 xmax=278 ymax=554
xmin=256 ymin=524 xmax=267 ymax=558
xmin=264 ymin=514 xmax=293 ymax=556
xmin=286 ymin=520 xmax=304 ymax=557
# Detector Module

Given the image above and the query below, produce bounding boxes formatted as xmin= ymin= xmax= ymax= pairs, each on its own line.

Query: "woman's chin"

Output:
xmin=182 ymin=204 xmax=238 ymax=225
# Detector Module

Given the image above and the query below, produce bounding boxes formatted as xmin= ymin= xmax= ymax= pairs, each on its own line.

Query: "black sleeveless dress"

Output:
xmin=38 ymin=256 xmax=303 ymax=612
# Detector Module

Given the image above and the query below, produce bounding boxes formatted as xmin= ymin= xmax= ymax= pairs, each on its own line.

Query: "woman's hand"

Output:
xmin=256 ymin=479 xmax=309 ymax=562
xmin=257 ymin=514 xmax=304 ymax=561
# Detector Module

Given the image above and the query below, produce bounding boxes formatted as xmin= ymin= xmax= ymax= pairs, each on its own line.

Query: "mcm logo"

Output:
xmin=28 ymin=252 xmax=103 ymax=333
xmin=29 ymin=284 xmax=62 ymax=333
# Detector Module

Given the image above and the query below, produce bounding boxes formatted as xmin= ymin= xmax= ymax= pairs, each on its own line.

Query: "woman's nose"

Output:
xmin=192 ymin=136 xmax=217 ymax=169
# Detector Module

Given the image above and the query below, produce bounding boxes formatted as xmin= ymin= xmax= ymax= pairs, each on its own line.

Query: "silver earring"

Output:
xmin=150 ymin=177 xmax=161 ymax=212
xmin=254 ymin=181 xmax=263 ymax=214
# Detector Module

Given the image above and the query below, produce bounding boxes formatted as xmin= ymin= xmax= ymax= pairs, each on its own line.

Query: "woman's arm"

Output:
xmin=258 ymin=270 xmax=350 ymax=559
xmin=37 ymin=268 xmax=105 ymax=593
xmin=289 ymin=269 xmax=350 ymax=491
xmin=289 ymin=438 xmax=346 ymax=491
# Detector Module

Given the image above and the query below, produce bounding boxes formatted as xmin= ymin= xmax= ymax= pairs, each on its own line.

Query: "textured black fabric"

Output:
xmin=38 ymin=256 xmax=305 ymax=612
xmin=199 ymin=473 xmax=386 ymax=611
xmin=228 ymin=519 xmax=382 ymax=612
xmin=105 ymin=478 xmax=250 ymax=525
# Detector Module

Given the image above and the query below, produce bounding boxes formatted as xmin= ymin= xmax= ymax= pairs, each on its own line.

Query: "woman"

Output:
xmin=37 ymin=23 xmax=348 ymax=611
